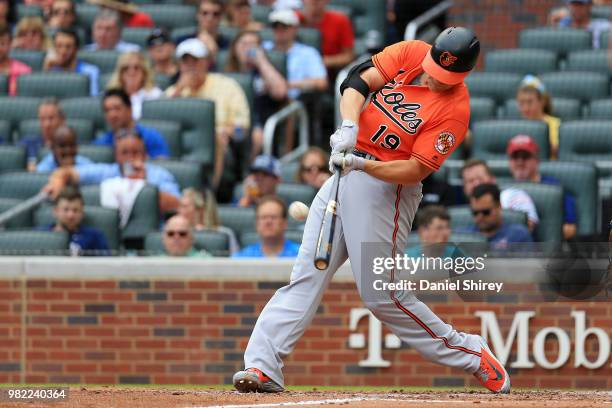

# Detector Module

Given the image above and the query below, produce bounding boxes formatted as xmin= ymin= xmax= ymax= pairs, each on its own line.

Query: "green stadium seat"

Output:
xmin=16 ymin=4 xmax=42 ymax=18
xmin=266 ymin=50 xmax=287 ymax=78
xmin=0 ymin=172 xmax=48 ymax=199
xmin=98 ymin=72 xmax=111 ymax=91
xmin=218 ymin=205 xmax=256 ymax=239
xmin=541 ymin=72 xmax=609 ymax=102
xmin=121 ymin=27 xmax=154 ymax=48
xmin=502 ymin=97 xmax=582 ymax=121
xmin=34 ymin=205 xmax=121 ymax=251
xmin=449 ymin=232 xmax=487 ymax=243
xmin=151 ymin=159 xmax=202 ymax=190
xmin=277 ymin=183 xmax=317 ymax=206
xmin=469 ymin=97 xmax=497 ymax=124
xmin=448 ymin=206 xmax=528 ymax=229
xmin=138 ymin=119 xmax=181 ymax=157
xmin=558 ymin=121 xmax=612 ymax=162
xmin=280 ymin=161 xmax=300 ymax=183
xmin=80 ymin=185 xmax=100 ymax=206
xmin=588 ymin=99 xmax=612 ymax=119
xmin=259 ymin=28 xmax=322 ymax=51
xmin=566 ymin=50 xmax=612 ymax=74
xmin=77 ymin=50 xmax=120 ymax=74
xmin=0 ymin=74 xmax=7 ymax=95
xmin=601 ymin=30 xmax=609 ymax=49
xmin=0 ymin=145 xmax=26 ymax=173
xmin=139 ymin=4 xmax=197 ymax=30
xmin=464 ymin=72 xmax=522 ymax=104
xmin=518 ymin=28 xmax=592 ymax=58
xmin=485 ymin=49 xmax=557 ymax=75
xmin=240 ymin=230 xmax=303 ymax=247
xmin=219 ymin=25 xmax=240 ymax=43
xmin=592 ymin=5 xmax=612 ymax=19
xmin=121 ymin=185 xmax=159 ymax=242
xmin=18 ymin=118 xmax=95 ymax=143
xmin=10 ymin=49 xmax=45 ymax=71
xmin=539 ymin=161 xmax=597 ymax=236
xmin=60 ymin=97 xmax=105 ymax=133
xmin=75 ymin=3 xmax=98 ymax=32
xmin=170 ymin=26 xmax=197 ymax=44
xmin=329 ymin=0 xmax=385 ymax=38
xmin=78 ymin=144 xmax=114 ymax=163
xmin=17 ymin=73 xmax=89 ymax=99
xmin=252 ymin=4 xmax=271 ymax=23
xmin=145 ymin=230 xmax=230 ymax=257
xmin=471 ymin=120 xmax=550 ymax=160
xmin=154 ymin=74 xmax=172 ymax=91
xmin=0 ymin=231 xmax=68 ymax=256
xmin=0 ymin=120 xmax=9 ymax=143
xmin=0 ymin=97 xmax=42 ymax=140
xmin=0 ymin=198 xmax=32 ymax=229
xmin=141 ymin=99 xmax=215 ymax=167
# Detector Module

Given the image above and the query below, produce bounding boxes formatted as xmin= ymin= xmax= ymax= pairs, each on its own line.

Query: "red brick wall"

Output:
xmin=1 ymin=277 xmax=611 ymax=388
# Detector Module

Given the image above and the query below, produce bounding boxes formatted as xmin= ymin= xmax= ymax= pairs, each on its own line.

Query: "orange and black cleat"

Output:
xmin=233 ymin=368 xmax=284 ymax=393
xmin=473 ymin=338 xmax=511 ymax=394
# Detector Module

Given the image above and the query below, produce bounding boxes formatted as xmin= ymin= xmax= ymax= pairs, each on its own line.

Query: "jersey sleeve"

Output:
xmin=411 ymin=119 xmax=467 ymax=171
xmin=372 ymin=40 xmax=428 ymax=83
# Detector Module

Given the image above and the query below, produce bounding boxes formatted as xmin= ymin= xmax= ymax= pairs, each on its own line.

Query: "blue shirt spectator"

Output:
xmin=557 ymin=0 xmax=610 ymax=49
xmin=461 ymin=223 xmax=533 ymax=251
xmin=94 ymin=123 xmax=169 ymax=159
xmin=540 ymin=175 xmax=577 ymax=224
xmin=37 ymin=153 xmax=92 ymax=173
xmin=233 ymin=240 xmax=300 ymax=258
xmin=46 ymin=224 xmax=110 ymax=255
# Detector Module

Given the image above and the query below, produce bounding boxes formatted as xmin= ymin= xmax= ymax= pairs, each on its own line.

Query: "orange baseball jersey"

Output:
xmin=355 ymin=40 xmax=471 ymax=171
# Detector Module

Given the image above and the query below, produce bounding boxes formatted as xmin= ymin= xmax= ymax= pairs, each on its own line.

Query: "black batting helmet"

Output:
xmin=422 ymin=27 xmax=480 ymax=85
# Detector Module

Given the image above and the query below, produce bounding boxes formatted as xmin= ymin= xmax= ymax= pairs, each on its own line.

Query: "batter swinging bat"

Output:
xmin=314 ymin=166 xmax=341 ymax=270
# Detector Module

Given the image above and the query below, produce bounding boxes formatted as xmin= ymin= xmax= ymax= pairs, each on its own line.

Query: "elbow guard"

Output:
xmin=340 ymin=59 xmax=375 ymax=98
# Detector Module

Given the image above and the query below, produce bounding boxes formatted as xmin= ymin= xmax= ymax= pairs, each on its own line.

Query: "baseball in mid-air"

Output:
xmin=288 ymin=201 xmax=309 ymax=221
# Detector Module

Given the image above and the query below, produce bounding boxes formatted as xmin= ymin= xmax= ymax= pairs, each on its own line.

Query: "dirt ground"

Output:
xmin=1 ymin=387 xmax=611 ymax=408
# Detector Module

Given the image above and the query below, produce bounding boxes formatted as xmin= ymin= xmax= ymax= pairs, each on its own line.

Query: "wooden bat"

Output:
xmin=314 ymin=166 xmax=341 ymax=270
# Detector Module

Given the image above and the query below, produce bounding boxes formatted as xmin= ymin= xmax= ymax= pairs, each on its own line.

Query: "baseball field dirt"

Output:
xmin=1 ymin=387 xmax=611 ymax=408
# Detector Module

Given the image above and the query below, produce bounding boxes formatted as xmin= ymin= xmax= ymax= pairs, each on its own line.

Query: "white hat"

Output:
xmin=176 ymin=38 xmax=209 ymax=59
xmin=269 ymin=9 xmax=299 ymax=26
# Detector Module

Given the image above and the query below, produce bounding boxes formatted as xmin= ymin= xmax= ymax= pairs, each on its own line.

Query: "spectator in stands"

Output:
xmin=0 ymin=0 xmax=17 ymax=29
xmin=20 ymin=99 xmax=65 ymax=170
xmin=296 ymin=146 xmax=330 ymax=189
xmin=0 ymin=25 xmax=31 ymax=96
xmin=146 ymin=28 xmax=178 ymax=79
xmin=107 ymin=51 xmax=162 ymax=120
xmin=263 ymin=9 xmax=327 ymax=100
xmin=44 ymin=29 xmax=100 ymax=96
xmin=89 ymin=0 xmax=154 ymax=28
xmin=166 ymin=38 xmax=250 ymax=187
xmin=406 ymin=205 xmax=456 ymax=258
xmin=253 ymin=0 xmax=303 ymax=9
xmin=507 ymin=134 xmax=578 ymax=240
xmin=48 ymin=186 xmax=110 ymax=256
xmin=237 ymin=154 xmax=280 ymax=207
xmin=44 ymin=129 xmax=180 ymax=213
xmin=178 ymin=188 xmax=240 ymax=255
xmin=161 ymin=214 xmax=211 ymax=257
xmin=298 ymin=0 xmax=355 ymax=78
xmin=418 ymin=174 xmax=456 ymax=211
xmin=516 ymin=75 xmax=560 ymax=159
xmin=225 ymin=0 xmax=263 ymax=31
xmin=233 ymin=195 xmax=300 ymax=258
xmin=225 ymin=30 xmax=288 ymax=158
xmin=36 ymin=125 xmax=92 ymax=173
xmin=85 ymin=9 xmax=139 ymax=52
xmin=463 ymin=183 xmax=533 ymax=251
xmin=95 ymin=88 xmax=169 ymax=159
xmin=556 ymin=0 xmax=610 ymax=48
xmin=12 ymin=16 xmax=49 ymax=51
xmin=176 ymin=0 xmax=230 ymax=58
xmin=46 ymin=0 xmax=77 ymax=31
xmin=461 ymin=159 xmax=539 ymax=233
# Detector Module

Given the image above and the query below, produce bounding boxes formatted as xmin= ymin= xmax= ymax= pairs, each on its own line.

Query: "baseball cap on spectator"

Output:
xmin=176 ymin=38 xmax=209 ymax=59
xmin=507 ymin=134 xmax=539 ymax=156
xmin=269 ymin=9 xmax=299 ymax=26
xmin=250 ymin=155 xmax=281 ymax=178
xmin=146 ymin=28 xmax=171 ymax=47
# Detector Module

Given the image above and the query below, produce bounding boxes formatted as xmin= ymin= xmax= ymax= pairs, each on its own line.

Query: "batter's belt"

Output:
xmin=353 ymin=149 xmax=380 ymax=161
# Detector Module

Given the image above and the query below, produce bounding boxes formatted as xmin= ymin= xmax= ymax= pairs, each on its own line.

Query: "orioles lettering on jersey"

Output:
xmin=372 ymin=74 xmax=424 ymax=136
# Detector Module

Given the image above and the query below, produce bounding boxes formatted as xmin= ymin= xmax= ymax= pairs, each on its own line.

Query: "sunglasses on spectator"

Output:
xmin=300 ymin=165 xmax=327 ymax=173
xmin=165 ymin=230 xmax=189 ymax=238
xmin=121 ymin=64 xmax=142 ymax=71
xmin=52 ymin=8 xmax=72 ymax=15
xmin=472 ymin=208 xmax=493 ymax=217
xmin=200 ymin=10 xmax=222 ymax=17
xmin=510 ymin=151 xmax=534 ymax=160
xmin=271 ymin=23 xmax=291 ymax=29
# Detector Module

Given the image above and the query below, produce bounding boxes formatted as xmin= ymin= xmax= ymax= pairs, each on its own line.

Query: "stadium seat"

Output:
xmin=540 ymin=161 xmax=597 ymax=236
xmin=566 ymin=50 xmax=612 ymax=74
xmin=224 ymin=73 xmax=255 ymax=122
xmin=277 ymin=183 xmax=317 ymax=206
xmin=0 ymin=74 xmax=6 ymax=95
xmin=10 ymin=49 xmax=45 ymax=71
xmin=485 ymin=49 xmax=557 ymax=75
xmin=34 ymin=205 xmax=121 ymax=251
xmin=280 ymin=161 xmax=300 ymax=183
xmin=154 ymin=74 xmax=172 ymax=91
xmin=601 ymin=30 xmax=609 ymax=49
xmin=121 ymin=27 xmax=154 ymax=48
xmin=329 ymin=0 xmax=385 ymax=38
xmin=0 ymin=172 xmax=48 ymax=199
xmin=502 ymin=97 xmax=582 ymax=121
xmin=218 ymin=205 xmax=256 ymax=239
xmin=592 ymin=5 xmax=612 ymax=19
xmin=139 ymin=4 xmax=197 ymax=30
xmin=98 ymin=72 xmax=111 ymax=91
xmin=170 ymin=26 xmax=197 ymax=44
xmin=138 ymin=119 xmax=182 ymax=158
xmin=60 ymin=97 xmax=105 ymax=134
xmin=0 ymin=198 xmax=32 ymax=229
xmin=252 ymin=4 xmax=272 ymax=23
xmin=471 ymin=120 xmax=550 ymax=160
xmin=78 ymin=144 xmax=114 ymax=163
xmin=18 ymin=73 xmax=90 ymax=99
xmin=587 ymin=99 xmax=612 ymax=119
xmin=75 ymin=3 xmax=98 ymax=32
xmin=464 ymin=72 xmax=522 ymax=104
xmin=266 ymin=50 xmax=287 ymax=78
xmin=18 ymin=118 xmax=95 ymax=144
xmin=558 ymin=121 xmax=612 ymax=162
xmin=80 ymin=185 xmax=100 ymax=206
xmin=540 ymin=72 xmax=609 ymax=102
xmin=16 ymin=4 xmax=42 ymax=18
xmin=0 ymin=145 xmax=26 ymax=173
xmin=518 ymin=28 xmax=592 ymax=58
xmin=0 ymin=97 xmax=42 ymax=140
xmin=121 ymin=185 xmax=159 ymax=242
xmin=0 ymin=120 xmax=10 ymax=143
xmin=77 ymin=50 xmax=120 ymax=74
xmin=259 ymin=28 xmax=322 ymax=51
xmin=469 ymin=97 xmax=497 ymax=124
xmin=240 ymin=230 xmax=303 ymax=247
xmin=145 ymin=230 xmax=230 ymax=257
xmin=151 ymin=160 xmax=202 ymax=190
xmin=448 ymin=206 xmax=528 ymax=229
xmin=0 ymin=231 xmax=68 ymax=256
xmin=141 ymin=99 xmax=216 ymax=167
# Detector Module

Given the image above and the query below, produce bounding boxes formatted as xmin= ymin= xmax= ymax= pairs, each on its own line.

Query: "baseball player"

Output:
xmin=234 ymin=27 xmax=511 ymax=394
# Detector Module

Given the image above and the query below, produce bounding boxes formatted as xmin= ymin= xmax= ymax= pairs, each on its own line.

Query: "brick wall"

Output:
xmin=1 ymin=276 xmax=611 ymax=388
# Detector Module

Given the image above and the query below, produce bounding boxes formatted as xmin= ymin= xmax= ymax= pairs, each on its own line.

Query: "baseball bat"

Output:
xmin=314 ymin=166 xmax=341 ymax=270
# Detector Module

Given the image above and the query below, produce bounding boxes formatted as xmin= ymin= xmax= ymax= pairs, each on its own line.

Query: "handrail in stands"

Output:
xmin=0 ymin=191 xmax=49 ymax=228
xmin=262 ymin=100 xmax=310 ymax=163
xmin=404 ymin=0 xmax=453 ymax=40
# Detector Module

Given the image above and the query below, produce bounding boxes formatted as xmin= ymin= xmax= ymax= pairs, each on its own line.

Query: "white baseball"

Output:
xmin=288 ymin=201 xmax=309 ymax=221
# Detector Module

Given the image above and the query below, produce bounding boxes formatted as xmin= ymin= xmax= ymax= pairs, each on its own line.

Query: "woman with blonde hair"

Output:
xmin=13 ymin=16 xmax=49 ymax=51
xmin=107 ymin=51 xmax=162 ymax=120
xmin=178 ymin=188 xmax=240 ymax=256
xmin=296 ymin=146 xmax=331 ymax=189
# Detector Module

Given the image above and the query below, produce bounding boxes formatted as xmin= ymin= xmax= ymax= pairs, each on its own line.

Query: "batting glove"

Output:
xmin=329 ymin=152 xmax=365 ymax=175
xmin=330 ymin=120 xmax=359 ymax=154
